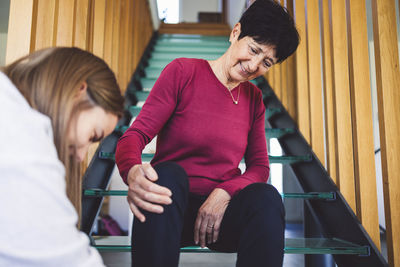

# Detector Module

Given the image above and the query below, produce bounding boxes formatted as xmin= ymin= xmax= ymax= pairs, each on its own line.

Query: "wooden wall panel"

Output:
xmin=372 ymin=0 xmax=400 ymax=265
xmin=274 ymin=64 xmax=282 ymax=100
xmin=286 ymin=0 xmax=297 ymax=121
xmin=5 ymin=0 xmax=36 ymax=64
xmin=92 ymin=0 xmax=106 ymax=58
xmin=294 ymin=0 xmax=310 ymax=143
xmin=103 ymin=0 xmax=114 ymax=66
xmin=34 ymin=0 xmax=57 ymax=49
xmin=111 ymin=0 xmax=121 ymax=84
xmin=280 ymin=61 xmax=288 ymax=110
xmin=74 ymin=0 xmax=90 ymax=49
xmin=321 ymin=0 xmax=337 ymax=184
xmin=347 ymin=0 xmax=380 ymax=249
xmin=306 ymin=0 xmax=325 ymax=166
xmin=331 ymin=0 xmax=356 ymax=212
xmin=56 ymin=0 xmax=75 ymax=46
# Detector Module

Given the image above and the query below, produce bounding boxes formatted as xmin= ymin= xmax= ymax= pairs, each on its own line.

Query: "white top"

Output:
xmin=0 ymin=72 xmax=105 ymax=267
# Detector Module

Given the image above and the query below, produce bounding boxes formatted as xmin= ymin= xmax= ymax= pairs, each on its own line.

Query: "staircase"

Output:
xmin=81 ymin=33 xmax=388 ymax=266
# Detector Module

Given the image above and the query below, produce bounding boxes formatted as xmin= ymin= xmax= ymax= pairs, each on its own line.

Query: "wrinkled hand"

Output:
xmin=194 ymin=188 xmax=231 ymax=248
xmin=126 ymin=163 xmax=172 ymax=222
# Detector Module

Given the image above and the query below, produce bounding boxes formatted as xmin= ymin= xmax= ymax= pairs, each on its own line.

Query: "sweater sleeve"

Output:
xmin=216 ymin=88 xmax=270 ymax=196
xmin=115 ymin=59 xmax=184 ymax=183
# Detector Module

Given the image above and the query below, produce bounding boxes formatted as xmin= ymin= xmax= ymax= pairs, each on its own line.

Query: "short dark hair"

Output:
xmin=238 ymin=0 xmax=299 ymax=63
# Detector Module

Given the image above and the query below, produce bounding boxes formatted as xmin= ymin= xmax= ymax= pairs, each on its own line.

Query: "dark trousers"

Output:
xmin=131 ymin=162 xmax=285 ymax=267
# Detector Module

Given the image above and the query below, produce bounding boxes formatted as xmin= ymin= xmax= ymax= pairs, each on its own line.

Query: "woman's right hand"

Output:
xmin=126 ymin=163 xmax=172 ymax=222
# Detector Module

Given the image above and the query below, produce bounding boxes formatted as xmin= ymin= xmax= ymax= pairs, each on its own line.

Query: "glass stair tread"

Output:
xmin=115 ymin=125 xmax=295 ymax=139
xmin=159 ymin=34 xmax=229 ymax=40
xmin=156 ymin=41 xmax=229 ymax=48
xmin=150 ymin=53 xmax=220 ymax=61
xmin=98 ymin=151 xmax=311 ymax=164
xmin=152 ymin=51 xmax=224 ymax=58
xmin=154 ymin=46 xmax=228 ymax=54
xmin=265 ymin=128 xmax=295 ymax=138
xmin=84 ymin=189 xmax=335 ymax=200
xmin=128 ymin=105 xmax=282 ymax=120
xmin=91 ymin=236 xmax=369 ymax=255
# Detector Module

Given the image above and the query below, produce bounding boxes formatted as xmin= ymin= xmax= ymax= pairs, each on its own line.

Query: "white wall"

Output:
xmin=179 ymin=0 xmax=220 ymax=23
xmin=149 ymin=0 xmax=161 ymax=30
xmin=226 ymin=0 xmax=246 ymax=29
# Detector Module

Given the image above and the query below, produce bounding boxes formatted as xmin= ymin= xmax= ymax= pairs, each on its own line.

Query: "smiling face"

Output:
xmin=225 ymin=23 xmax=277 ymax=84
xmin=68 ymin=106 xmax=118 ymax=162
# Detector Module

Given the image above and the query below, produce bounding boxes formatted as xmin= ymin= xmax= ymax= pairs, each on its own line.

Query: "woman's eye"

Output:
xmin=264 ymin=61 xmax=272 ymax=68
xmin=250 ymin=47 xmax=257 ymax=54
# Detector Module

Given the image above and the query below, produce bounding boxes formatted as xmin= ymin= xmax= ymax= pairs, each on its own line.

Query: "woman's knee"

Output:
xmin=240 ymin=183 xmax=285 ymax=218
xmin=153 ymin=161 xmax=189 ymax=195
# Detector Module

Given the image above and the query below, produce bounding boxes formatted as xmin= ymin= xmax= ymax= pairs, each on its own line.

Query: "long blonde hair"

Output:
xmin=2 ymin=47 xmax=124 ymax=217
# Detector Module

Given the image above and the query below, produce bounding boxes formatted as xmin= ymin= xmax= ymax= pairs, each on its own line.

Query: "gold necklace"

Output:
xmin=227 ymin=86 xmax=240 ymax=104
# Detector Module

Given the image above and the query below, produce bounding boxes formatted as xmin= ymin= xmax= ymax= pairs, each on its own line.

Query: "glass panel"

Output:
xmin=98 ymin=152 xmax=311 ymax=164
xmin=266 ymin=108 xmax=282 ymax=120
xmin=84 ymin=189 xmax=335 ymax=200
xmin=115 ymin=125 xmax=129 ymax=134
xmin=268 ymin=155 xmax=312 ymax=164
xmin=115 ymin=126 xmax=295 ymax=139
xmin=128 ymin=106 xmax=142 ymax=117
xmin=92 ymin=236 xmax=369 ymax=255
xmin=265 ymin=128 xmax=295 ymax=139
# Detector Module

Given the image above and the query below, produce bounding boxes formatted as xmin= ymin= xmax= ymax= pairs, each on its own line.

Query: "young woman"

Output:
xmin=0 ymin=47 xmax=124 ymax=266
xmin=116 ymin=1 xmax=299 ymax=266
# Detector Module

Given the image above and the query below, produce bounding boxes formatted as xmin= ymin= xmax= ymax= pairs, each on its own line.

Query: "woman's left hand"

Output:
xmin=194 ymin=188 xmax=231 ymax=248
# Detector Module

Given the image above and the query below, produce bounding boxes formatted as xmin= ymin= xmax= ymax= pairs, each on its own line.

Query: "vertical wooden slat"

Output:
xmin=347 ymin=0 xmax=380 ymax=249
xmin=103 ymin=0 xmax=114 ymax=67
xmin=5 ymin=0 xmax=36 ymax=64
xmin=92 ymin=0 xmax=106 ymax=58
xmin=331 ymin=0 xmax=356 ymax=212
xmin=34 ymin=0 xmax=57 ymax=50
xmin=56 ymin=0 xmax=75 ymax=46
xmin=294 ymin=0 xmax=310 ymax=143
xmin=286 ymin=0 xmax=297 ymax=121
xmin=132 ymin=0 xmax=141 ymax=69
xmin=111 ymin=0 xmax=121 ymax=83
xmin=306 ymin=0 xmax=325 ymax=166
xmin=280 ymin=61 xmax=288 ymax=110
xmin=118 ymin=0 xmax=129 ymax=90
xmin=372 ymin=0 xmax=400 ymax=265
xmin=274 ymin=64 xmax=281 ymax=99
xmin=127 ymin=0 xmax=135 ymax=79
xmin=279 ymin=0 xmax=288 ymax=110
xmin=321 ymin=0 xmax=337 ymax=184
xmin=74 ymin=0 xmax=90 ymax=49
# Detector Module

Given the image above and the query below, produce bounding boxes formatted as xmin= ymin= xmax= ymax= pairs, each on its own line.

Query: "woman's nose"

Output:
xmin=75 ymin=147 xmax=88 ymax=162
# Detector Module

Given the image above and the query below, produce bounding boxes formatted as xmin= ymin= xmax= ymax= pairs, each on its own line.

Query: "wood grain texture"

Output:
xmin=320 ymin=0 xmax=337 ymax=184
xmin=372 ymin=0 xmax=400 ymax=265
xmin=306 ymin=0 xmax=325 ymax=167
xmin=331 ymin=0 xmax=356 ymax=212
xmin=34 ymin=0 xmax=57 ymax=49
xmin=56 ymin=0 xmax=75 ymax=46
xmin=347 ymin=0 xmax=380 ymax=249
xmin=5 ymin=0 xmax=36 ymax=64
xmin=293 ymin=0 xmax=310 ymax=143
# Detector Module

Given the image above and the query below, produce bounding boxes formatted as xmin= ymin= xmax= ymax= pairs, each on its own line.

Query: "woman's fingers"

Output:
xmin=141 ymin=163 xmax=158 ymax=182
xmin=139 ymin=175 xmax=172 ymax=197
xmin=126 ymin=164 xmax=173 ymax=221
xmin=131 ymin=194 xmax=164 ymax=213
xmin=212 ymin=218 xmax=222 ymax=243
xmin=128 ymin=198 xmax=145 ymax=222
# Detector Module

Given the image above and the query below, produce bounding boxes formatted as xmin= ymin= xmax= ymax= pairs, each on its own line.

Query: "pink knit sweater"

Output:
xmin=116 ymin=58 xmax=269 ymax=196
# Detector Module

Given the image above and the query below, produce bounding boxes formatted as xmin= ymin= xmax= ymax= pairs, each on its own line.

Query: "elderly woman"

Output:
xmin=116 ymin=0 xmax=299 ymax=266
